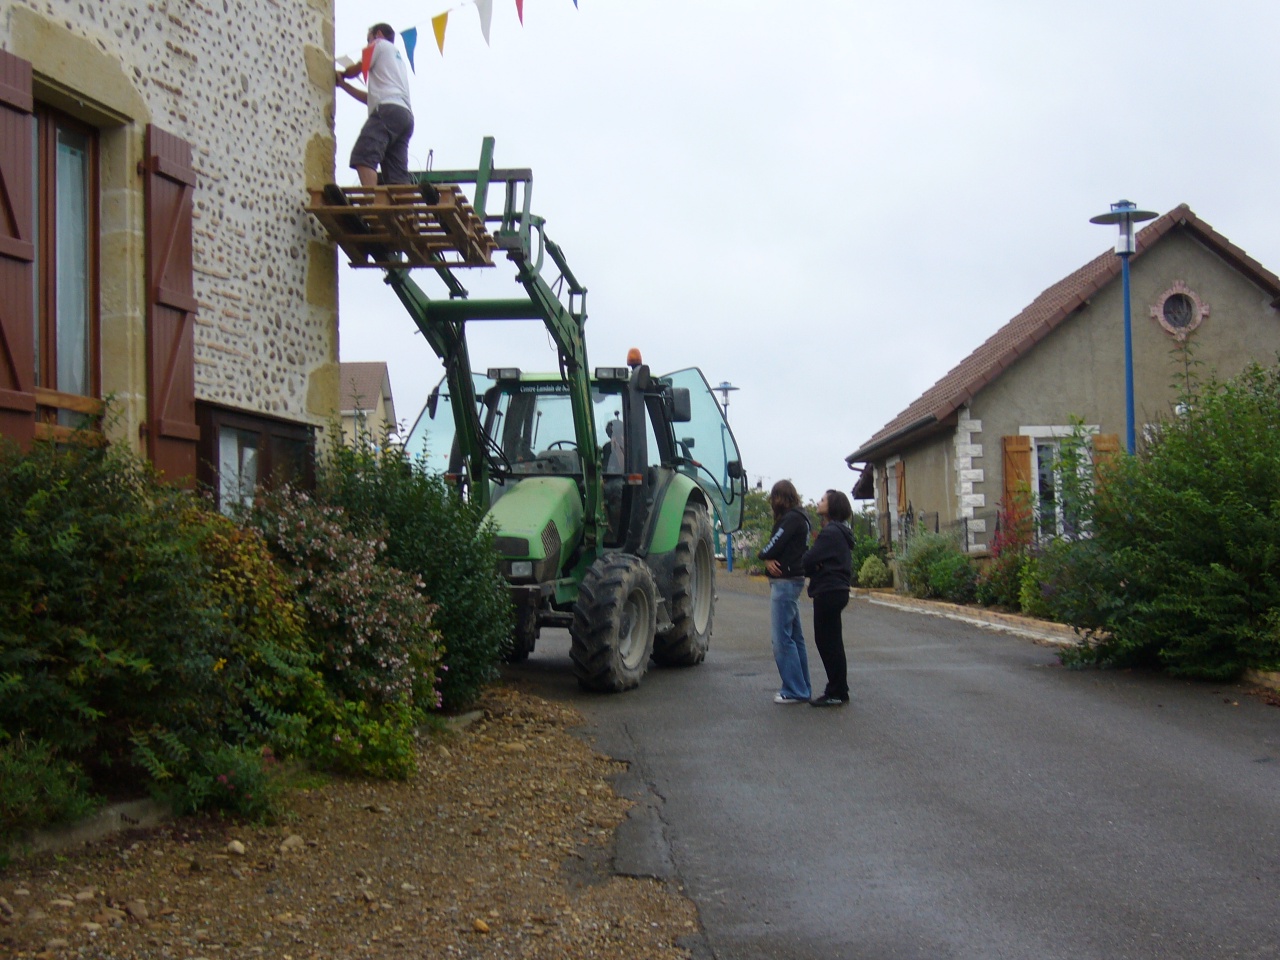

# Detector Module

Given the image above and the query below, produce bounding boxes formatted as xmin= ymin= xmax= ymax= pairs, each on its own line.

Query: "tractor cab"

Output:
xmin=407 ymin=360 xmax=744 ymax=553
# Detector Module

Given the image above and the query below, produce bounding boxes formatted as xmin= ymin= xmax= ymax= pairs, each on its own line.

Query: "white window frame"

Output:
xmin=1019 ymin=425 xmax=1098 ymax=539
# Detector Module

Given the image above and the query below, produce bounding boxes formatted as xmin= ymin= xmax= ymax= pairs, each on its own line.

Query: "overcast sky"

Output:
xmin=333 ymin=0 xmax=1280 ymax=502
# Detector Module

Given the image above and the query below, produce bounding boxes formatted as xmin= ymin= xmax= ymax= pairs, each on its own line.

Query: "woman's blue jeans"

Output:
xmin=770 ymin=578 xmax=811 ymax=700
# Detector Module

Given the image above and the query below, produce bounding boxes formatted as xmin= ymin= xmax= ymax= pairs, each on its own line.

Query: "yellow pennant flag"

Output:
xmin=432 ymin=11 xmax=449 ymax=54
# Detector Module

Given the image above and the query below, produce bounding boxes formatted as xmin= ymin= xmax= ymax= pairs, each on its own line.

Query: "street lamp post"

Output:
xmin=1089 ymin=200 xmax=1157 ymax=454
xmin=714 ymin=381 xmax=739 ymax=420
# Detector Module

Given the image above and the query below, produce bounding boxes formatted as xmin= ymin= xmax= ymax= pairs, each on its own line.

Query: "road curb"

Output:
xmin=5 ymin=798 xmax=169 ymax=862
xmin=857 ymin=593 xmax=1280 ymax=693
xmin=852 ymin=590 xmax=1080 ymax=646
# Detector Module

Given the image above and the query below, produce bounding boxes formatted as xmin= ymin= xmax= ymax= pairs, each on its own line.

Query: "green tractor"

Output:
xmin=312 ymin=137 xmax=746 ymax=691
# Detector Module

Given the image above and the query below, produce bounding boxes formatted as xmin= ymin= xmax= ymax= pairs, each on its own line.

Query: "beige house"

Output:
xmin=847 ymin=205 xmax=1280 ymax=552
xmin=338 ymin=361 xmax=397 ymax=447
xmin=0 ymin=1 xmax=340 ymax=510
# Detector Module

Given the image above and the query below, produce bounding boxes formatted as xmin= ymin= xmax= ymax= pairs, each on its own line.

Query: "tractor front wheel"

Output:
xmin=505 ymin=601 xmax=539 ymax=664
xmin=570 ymin=554 xmax=656 ymax=692
xmin=652 ymin=502 xmax=715 ymax=666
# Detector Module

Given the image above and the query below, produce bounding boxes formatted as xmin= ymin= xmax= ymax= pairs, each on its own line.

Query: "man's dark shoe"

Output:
xmin=809 ymin=694 xmax=849 ymax=708
xmin=420 ymin=180 xmax=441 ymax=205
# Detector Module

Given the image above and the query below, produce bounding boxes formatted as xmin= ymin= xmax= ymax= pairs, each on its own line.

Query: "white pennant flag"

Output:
xmin=475 ymin=0 xmax=494 ymax=45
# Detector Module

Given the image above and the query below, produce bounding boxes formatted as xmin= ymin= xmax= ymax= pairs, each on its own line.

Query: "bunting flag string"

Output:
xmin=336 ymin=0 xmax=574 ymax=64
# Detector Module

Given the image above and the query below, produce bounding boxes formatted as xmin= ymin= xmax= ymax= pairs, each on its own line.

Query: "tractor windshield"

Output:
xmin=662 ymin=367 xmax=747 ymax=533
xmin=485 ymin=381 xmax=656 ymax=477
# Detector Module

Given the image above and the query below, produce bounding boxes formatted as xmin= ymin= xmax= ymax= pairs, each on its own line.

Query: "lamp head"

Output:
xmin=1090 ymin=200 xmax=1159 ymax=255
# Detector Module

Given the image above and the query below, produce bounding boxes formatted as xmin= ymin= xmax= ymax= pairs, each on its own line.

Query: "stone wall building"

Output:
xmin=0 ymin=0 xmax=339 ymax=510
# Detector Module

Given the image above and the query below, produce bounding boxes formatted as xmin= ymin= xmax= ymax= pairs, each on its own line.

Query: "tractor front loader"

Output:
xmin=308 ymin=138 xmax=746 ymax=691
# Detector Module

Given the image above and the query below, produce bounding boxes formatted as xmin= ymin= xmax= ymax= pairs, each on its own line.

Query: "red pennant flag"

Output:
xmin=515 ymin=0 xmax=524 ymax=24
xmin=360 ymin=42 xmax=374 ymax=81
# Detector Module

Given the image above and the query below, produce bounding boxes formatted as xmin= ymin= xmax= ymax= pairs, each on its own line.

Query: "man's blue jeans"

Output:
xmin=770 ymin=577 xmax=811 ymax=700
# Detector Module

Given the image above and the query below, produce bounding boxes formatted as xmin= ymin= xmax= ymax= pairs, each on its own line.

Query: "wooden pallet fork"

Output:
xmin=306 ymin=181 xmax=498 ymax=270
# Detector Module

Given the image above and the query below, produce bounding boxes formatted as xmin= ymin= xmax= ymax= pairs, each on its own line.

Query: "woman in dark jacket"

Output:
xmin=802 ymin=489 xmax=855 ymax=706
xmin=758 ymin=479 xmax=812 ymax=703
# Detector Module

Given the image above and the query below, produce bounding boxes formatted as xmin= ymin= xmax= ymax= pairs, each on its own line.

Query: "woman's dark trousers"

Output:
xmin=812 ymin=590 xmax=850 ymax=699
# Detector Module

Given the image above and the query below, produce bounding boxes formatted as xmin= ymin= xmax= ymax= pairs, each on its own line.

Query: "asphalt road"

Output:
xmin=504 ymin=580 xmax=1280 ymax=960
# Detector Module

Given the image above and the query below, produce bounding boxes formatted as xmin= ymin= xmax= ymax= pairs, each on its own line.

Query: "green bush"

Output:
xmin=0 ymin=439 xmax=227 ymax=769
xmin=190 ymin=511 xmax=324 ymax=755
xmin=858 ymin=554 xmax=891 ymax=588
xmin=305 ymin=697 xmax=420 ymax=780
xmin=1070 ymin=363 xmax=1280 ymax=679
xmin=135 ymin=736 xmax=284 ymax=821
xmin=898 ymin=530 xmax=975 ymax=602
xmin=928 ymin=550 xmax=977 ymax=603
xmin=975 ymin=551 xmax=1024 ymax=608
xmin=0 ymin=738 xmax=97 ymax=843
xmin=1017 ymin=553 xmax=1052 ymax=619
xmin=316 ymin=431 xmax=510 ymax=710
xmin=0 ymin=432 xmax=472 ymax=835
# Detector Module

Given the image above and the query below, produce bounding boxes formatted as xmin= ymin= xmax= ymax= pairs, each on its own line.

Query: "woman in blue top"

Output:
xmin=758 ymin=480 xmax=812 ymax=703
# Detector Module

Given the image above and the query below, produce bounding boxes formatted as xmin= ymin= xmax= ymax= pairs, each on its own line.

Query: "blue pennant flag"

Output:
xmin=401 ymin=26 xmax=418 ymax=72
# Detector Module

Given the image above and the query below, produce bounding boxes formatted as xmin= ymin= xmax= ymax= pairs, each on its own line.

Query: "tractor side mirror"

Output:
xmin=681 ymin=437 xmax=696 ymax=450
xmin=727 ymin=460 xmax=743 ymax=480
xmin=427 ymin=384 xmax=441 ymax=419
xmin=670 ymin=387 xmax=692 ymax=422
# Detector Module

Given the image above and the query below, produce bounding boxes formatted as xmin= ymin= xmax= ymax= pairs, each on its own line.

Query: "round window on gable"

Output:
xmin=1150 ymin=282 xmax=1208 ymax=341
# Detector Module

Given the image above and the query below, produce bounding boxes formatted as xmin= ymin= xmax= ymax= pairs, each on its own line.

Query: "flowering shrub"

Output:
xmin=317 ymin=430 xmax=510 ymax=710
xmin=250 ymin=489 xmax=442 ymax=713
xmin=976 ymin=491 xmax=1032 ymax=609
xmin=160 ymin=742 xmax=284 ymax=822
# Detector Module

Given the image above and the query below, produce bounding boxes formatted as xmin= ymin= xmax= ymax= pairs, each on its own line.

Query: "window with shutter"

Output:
xmin=0 ymin=50 xmax=36 ymax=447
xmin=142 ymin=125 xmax=199 ymax=483
xmin=1002 ymin=435 xmax=1032 ymax=507
xmin=895 ymin=460 xmax=907 ymax=515
xmin=1092 ymin=433 xmax=1120 ymax=483
xmin=33 ymin=104 xmax=101 ymax=441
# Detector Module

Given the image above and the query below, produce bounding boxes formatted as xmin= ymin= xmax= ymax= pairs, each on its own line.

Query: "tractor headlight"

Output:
xmin=509 ymin=560 xmax=534 ymax=579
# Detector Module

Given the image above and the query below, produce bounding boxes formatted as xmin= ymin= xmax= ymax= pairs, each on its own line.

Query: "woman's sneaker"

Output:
xmin=809 ymin=694 xmax=849 ymax=707
xmin=773 ymin=694 xmax=807 ymax=704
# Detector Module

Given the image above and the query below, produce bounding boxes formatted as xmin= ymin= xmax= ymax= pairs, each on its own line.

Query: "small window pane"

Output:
xmin=219 ymin=428 xmax=260 ymax=515
xmin=55 ymin=124 xmax=92 ymax=399
xmin=270 ymin=434 xmax=310 ymax=488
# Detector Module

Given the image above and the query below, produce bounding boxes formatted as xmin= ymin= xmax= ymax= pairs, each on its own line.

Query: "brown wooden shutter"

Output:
xmin=1002 ymin=435 xmax=1032 ymax=506
xmin=0 ymin=50 xmax=36 ymax=448
xmin=895 ymin=460 xmax=907 ymax=515
xmin=1092 ymin=433 xmax=1120 ymax=484
xmin=141 ymin=125 xmax=200 ymax=483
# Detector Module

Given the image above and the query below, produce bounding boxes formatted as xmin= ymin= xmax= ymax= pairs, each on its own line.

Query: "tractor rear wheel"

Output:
xmin=570 ymin=554 xmax=656 ymax=692
xmin=652 ymin=502 xmax=715 ymax=666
